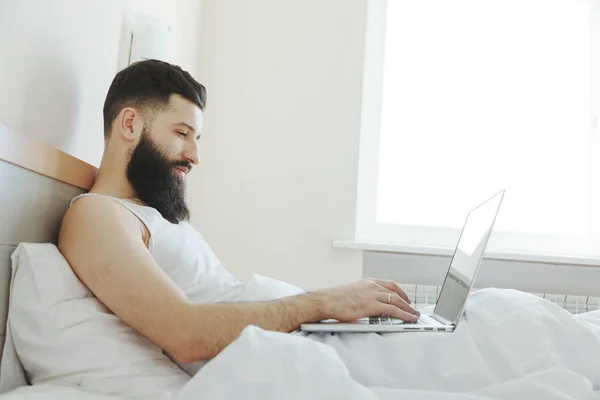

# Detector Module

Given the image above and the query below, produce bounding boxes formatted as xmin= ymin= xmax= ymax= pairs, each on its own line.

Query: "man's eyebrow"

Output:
xmin=173 ymin=122 xmax=196 ymax=132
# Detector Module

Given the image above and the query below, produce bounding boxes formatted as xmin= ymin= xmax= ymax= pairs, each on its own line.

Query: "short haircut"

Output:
xmin=102 ymin=59 xmax=207 ymax=137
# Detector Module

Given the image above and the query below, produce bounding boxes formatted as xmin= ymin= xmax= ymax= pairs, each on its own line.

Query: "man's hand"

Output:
xmin=312 ymin=278 xmax=420 ymax=322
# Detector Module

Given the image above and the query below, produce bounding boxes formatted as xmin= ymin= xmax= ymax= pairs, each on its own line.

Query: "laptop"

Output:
xmin=301 ymin=190 xmax=505 ymax=333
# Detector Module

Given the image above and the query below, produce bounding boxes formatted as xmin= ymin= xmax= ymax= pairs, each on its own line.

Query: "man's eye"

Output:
xmin=177 ymin=131 xmax=188 ymax=137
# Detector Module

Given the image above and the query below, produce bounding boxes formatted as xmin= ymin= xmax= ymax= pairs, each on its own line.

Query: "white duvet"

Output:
xmin=0 ymin=384 xmax=126 ymax=399
xmin=3 ymin=281 xmax=600 ymax=400
xmin=175 ymin=288 xmax=600 ymax=400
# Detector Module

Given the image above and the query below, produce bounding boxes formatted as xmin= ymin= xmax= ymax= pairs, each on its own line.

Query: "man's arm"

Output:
xmin=58 ymin=196 xmax=418 ymax=363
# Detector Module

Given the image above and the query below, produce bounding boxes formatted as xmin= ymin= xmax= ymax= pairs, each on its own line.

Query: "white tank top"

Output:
xmin=70 ymin=193 xmax=246 ymax=376
xmin=70 ymin=193 xmax=242 ymax=303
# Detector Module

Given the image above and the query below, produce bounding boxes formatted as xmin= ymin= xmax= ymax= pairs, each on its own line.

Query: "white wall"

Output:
xmin=0 ymin=0 xmax=203 ymax=166
xmin=188 ymin=0 xmax=366 ymax=290
xmin=0 ymin=0 xmax=365 ymax=290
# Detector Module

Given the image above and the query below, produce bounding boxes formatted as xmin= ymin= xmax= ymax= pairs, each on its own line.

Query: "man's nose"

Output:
xmin=183 ymin=143 xmax=200 ymax=165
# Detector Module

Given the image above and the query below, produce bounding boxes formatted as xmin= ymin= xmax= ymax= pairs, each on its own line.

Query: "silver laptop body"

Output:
xmin=300 ymin=190 xmax=505 ymax=333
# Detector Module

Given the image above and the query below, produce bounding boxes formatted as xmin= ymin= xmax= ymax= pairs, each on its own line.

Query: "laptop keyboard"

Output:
xmin=368 ymin=316 xmax=423 ymax=325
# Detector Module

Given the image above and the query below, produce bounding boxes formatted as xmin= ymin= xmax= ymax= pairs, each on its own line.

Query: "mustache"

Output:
xmin=171 ymin=160 xmax=193 ymax=172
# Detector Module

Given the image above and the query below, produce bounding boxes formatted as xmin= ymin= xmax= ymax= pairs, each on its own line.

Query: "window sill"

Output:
xmin=332 ymin=240 xmax=600 ymax=268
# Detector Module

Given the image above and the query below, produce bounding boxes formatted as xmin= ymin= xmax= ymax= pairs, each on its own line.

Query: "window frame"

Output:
xmin=354 ymin=0 xmax=600 ymax=258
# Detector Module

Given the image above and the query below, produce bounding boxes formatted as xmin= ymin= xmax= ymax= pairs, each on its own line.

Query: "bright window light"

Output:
xmin=357 ymin=0 xmax=600 ymax=256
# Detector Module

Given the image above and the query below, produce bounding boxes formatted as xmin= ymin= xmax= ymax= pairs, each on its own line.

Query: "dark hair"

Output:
xmin=103 ymin=59 xmax=207 ymax=137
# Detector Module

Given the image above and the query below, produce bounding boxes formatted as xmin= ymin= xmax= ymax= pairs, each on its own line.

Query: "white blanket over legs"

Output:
xmin=176 ymin=287 xmax=600 ymax=400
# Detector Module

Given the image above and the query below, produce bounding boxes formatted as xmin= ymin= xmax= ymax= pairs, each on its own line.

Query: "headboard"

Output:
xmin=0 ymin=123 xmax=97 ymax=361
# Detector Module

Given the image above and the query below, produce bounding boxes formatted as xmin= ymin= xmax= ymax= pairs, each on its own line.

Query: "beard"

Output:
xmin=126 ymin=129 xmax=190 ymax=224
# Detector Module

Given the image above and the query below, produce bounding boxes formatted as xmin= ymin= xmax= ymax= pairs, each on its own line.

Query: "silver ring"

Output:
xmin=387 ymin=293 xmax=392 ymax=304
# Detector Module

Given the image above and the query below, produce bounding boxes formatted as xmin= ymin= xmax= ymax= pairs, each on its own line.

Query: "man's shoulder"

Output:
xmin=58 ymin=195 xmax=150 ymax=261
xmin=65 ymin=195 xmax=127 ymax=220
xmin=61 ymin=195 xmax=141 ymax=237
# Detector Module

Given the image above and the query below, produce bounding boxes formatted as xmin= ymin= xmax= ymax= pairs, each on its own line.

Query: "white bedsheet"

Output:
xmin=176 ymin=289 xmax=600 ymax=400
xmin=0 ymin=384 xmax=127 ymax=399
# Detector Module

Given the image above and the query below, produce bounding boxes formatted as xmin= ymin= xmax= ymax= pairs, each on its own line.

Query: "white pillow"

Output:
xmin=8 ymin=243 xmax=190 ymax=399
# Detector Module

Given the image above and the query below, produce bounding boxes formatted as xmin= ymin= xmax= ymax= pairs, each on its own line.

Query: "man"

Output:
xmin=58 ymin=59 xmax=420 ymax=364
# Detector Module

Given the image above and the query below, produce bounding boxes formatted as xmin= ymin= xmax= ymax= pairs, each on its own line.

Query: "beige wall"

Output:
xmin=0 ymin=0 xmax=203 ymax=166
xmin=0 ymin=0 xmax=365 ymax=290
xmin=188 ymin=0 xmax=365 ymax=290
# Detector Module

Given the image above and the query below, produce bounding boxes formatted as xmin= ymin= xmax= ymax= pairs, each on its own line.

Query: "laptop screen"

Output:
xmin=433 ymin=191 xmax=504 ymax=324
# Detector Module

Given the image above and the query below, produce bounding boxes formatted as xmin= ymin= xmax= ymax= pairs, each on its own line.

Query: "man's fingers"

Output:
xmin=370 ymin=279 xmax=411 ymax=304
xmin=379 ymin=304 xmax=419 ymax=322
xmin=378 ymin=293 xmax=420 ymax=316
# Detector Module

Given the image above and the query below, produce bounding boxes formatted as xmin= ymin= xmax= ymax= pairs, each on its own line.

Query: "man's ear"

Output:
xmin=117 ymin=107 xmax=143 ymax=142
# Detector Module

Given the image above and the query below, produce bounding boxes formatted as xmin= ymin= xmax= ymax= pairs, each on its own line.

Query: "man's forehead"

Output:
xmin=165 ymin=94 xmax=203 ymax=131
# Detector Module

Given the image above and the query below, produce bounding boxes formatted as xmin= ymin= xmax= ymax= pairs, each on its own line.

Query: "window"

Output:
xmin=356 ymin=0 xmax=600 ymax=257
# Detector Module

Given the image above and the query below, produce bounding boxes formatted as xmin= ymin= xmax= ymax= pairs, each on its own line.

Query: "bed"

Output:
xmin=0 ymin=123 xmax=124 ymax=399
xmin=2 ymin=122 xmax=600 ymax=400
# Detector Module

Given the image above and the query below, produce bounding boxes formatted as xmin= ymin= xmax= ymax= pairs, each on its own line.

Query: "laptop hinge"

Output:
xmin=430 ymin=313 xmax=454 ymax=326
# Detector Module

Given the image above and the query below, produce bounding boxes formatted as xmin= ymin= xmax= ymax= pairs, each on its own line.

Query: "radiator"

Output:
xmin=400 ymin=284 xmax=600 ymax=315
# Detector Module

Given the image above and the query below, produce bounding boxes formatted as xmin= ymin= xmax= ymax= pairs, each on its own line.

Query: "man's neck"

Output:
xmin=89 ymin=166 xmax=139 ymax=201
